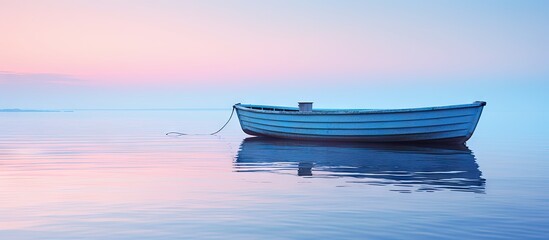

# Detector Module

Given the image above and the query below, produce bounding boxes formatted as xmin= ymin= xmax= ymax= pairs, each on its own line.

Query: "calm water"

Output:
xmin=1 ymin=110 xmax=548 ymax=239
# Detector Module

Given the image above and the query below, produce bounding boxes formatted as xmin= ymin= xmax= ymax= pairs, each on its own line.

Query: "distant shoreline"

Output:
xmin=0 ymin=108 xmax=228 ymax=112
xmin=0 ymin=109 xmax=72 ymax=113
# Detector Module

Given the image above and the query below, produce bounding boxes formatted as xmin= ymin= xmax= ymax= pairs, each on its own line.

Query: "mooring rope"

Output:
xmin=166 ymin=106 xmax=236 ymax=136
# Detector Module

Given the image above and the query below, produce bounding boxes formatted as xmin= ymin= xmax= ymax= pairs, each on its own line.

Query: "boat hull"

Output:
xmin=234 ymin=101 xmax=485 ymax=144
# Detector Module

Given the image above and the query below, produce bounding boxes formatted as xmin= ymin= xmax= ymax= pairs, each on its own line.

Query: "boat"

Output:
xmin=234 ymin=137 xmax=485 ymax=193
xmin=233 ymin=101 xmax=485 ymax=144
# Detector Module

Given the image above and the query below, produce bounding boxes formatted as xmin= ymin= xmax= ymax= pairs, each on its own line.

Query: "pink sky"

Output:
xmin=2 ymin=0 xmax=547 ymax=87
xmin=0 ymin=1 xmax=547 ymax=109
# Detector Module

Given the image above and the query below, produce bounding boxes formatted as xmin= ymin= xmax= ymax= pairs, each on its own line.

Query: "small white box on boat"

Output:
xmin=298 ymin=102 xmax=313 ymax=112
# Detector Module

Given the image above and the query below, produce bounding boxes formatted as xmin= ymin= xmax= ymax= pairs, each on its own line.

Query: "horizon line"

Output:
xmin=1 ymin=108 xmax=230 ymax=112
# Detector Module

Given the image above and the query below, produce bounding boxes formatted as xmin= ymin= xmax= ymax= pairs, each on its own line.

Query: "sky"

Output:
xmin=0 ymin=0 xmax=547 ymax=109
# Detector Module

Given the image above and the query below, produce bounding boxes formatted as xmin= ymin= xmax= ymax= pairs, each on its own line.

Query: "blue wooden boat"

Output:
xmin=234 ymin=101 xmax=485 ymax=144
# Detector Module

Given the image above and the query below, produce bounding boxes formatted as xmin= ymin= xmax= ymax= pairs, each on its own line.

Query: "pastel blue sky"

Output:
xmin=0 ymin=0 xmax=547 ymax=109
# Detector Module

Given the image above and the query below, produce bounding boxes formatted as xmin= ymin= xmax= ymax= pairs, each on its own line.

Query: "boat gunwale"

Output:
xmin=234 ymin=101 xmax=486 ymax=115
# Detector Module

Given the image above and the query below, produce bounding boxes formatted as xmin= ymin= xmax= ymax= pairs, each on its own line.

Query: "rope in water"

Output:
xmin=166 ymin=106 xmax=235 ymax=136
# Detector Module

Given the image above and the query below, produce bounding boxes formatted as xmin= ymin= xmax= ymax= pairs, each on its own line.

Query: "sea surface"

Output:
xmin=1 ymin=109 xmax=548 ymax=239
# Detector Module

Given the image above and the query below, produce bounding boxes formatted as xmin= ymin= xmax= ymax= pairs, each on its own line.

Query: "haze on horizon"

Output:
xmin=1 ymin=0 xmax=547 ymax=109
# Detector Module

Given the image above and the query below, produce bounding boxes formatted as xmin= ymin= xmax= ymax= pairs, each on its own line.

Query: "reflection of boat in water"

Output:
xmin=234 ymin=137 xmax=485 ymax=193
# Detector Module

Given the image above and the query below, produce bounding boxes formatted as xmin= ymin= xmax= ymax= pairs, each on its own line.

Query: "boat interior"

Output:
xmin=241 ymin=105 xmax=300 ymax=112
